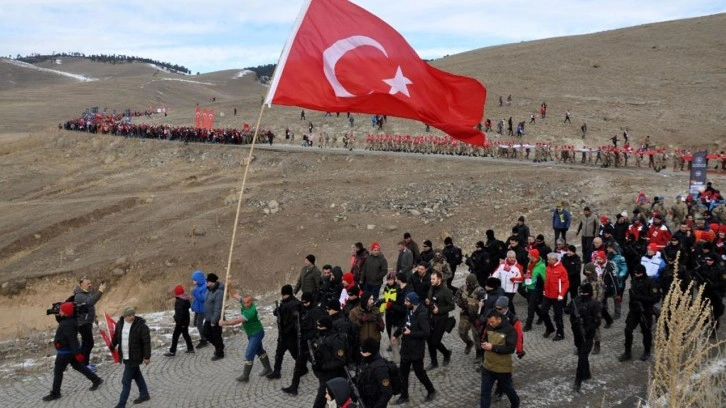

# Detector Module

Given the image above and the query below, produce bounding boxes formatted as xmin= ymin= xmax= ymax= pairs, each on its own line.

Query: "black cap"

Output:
xmin=403 ymin=232 xmax=411 ymax=239
xmin=327 ymin=298 xmax=341 ymax=311
xmin=360 ymin=338 xmax=379 ymax=354
xmin=206 ymin=273 xmax=219 ymax=283
xmin=444 ymin=237 xmax=453 ymax=245
xmin=281 ymin=284 xmax=293 ymax=296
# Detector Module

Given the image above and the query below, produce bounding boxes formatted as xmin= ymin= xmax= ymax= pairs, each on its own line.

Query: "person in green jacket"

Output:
xmin=220 ymin=292 xmax=273 ymax=382
xmin=522 ymin=249 xmax=546 ymax=331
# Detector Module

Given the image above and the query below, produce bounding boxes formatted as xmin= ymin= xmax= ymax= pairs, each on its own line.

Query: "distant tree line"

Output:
xmin=243 ymin=63 xmax=276 ymax=84
xmin=14 ymin=52 xmax=191 ymax=75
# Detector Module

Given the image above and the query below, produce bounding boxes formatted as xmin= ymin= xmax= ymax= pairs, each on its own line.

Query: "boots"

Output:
xmin=618 ymin=351 xmax=632 ymax=362
xmin=236 ymin=361 xmax=253 ymax=382
xmin=258 ymin=353 xmax=273 ymax=377
xmin=592 ymin=342 xmax=600 ymax=355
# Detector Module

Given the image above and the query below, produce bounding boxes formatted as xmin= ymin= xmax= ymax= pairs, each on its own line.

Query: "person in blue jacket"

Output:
xmin=553 ymin=202 xmax=572 ymax=244
xmin=191 ymin=270 xmax=208 ymax=348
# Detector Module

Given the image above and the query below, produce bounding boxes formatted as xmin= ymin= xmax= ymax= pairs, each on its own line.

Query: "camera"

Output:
xmin=46 ymin=302 xmax=89 ymax=316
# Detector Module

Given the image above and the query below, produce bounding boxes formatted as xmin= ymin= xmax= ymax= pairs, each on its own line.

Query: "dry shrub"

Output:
xmin=646 ymin=277 xmax=726 ymax=407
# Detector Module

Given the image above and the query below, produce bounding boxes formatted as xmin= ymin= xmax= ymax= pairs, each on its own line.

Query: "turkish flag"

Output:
xmin=194 ymin=107 xmax=201 ymax=129
xmin=264 ymin=0 xmax=486 ymax=145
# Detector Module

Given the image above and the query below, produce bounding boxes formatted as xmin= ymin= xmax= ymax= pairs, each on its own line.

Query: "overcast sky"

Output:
xmin=1 ymin=0 xmax=723 ymax=74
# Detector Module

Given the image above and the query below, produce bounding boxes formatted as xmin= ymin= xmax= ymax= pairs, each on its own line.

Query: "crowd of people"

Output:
xmin=59 ymin=110 xmax=726 ymax=173
xmin=43 ymin=183 xmax=726 ymax=407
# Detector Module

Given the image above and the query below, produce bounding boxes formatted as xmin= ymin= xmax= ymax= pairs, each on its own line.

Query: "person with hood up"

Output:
xmin=325 ymin=377 xmax=357 ymax=408
xmin=356 ymin=337 xmax=394 ymax=408
xmin=204 ymin=273 xmax=225 ymax=361
xmin=164 ymin=285 xmax=194 ymax=356
xmin=351 ymin=242 xmax=369 ymax=285
xmin=350 ymin=292 xmax=385 ymax=345
xmin=190 ymin=270 xmax=208 ymax=348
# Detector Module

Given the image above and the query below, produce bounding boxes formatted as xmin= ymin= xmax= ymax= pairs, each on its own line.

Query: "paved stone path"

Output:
xmin=2 ymin=274 xmax=657 ymax=408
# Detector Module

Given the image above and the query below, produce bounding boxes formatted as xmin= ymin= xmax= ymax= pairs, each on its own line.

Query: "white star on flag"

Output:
xmin=383 ymin=66 xmax=413 ymax=97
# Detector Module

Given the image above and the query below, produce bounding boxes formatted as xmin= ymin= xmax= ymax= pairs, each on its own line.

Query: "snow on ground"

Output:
xmin=234 ymin=70 xmax=253 ymax=78
xmin=3 ymin=59 xmax=96 ymax=81
xmin=159 ymin=78 xmax=214 ymax=86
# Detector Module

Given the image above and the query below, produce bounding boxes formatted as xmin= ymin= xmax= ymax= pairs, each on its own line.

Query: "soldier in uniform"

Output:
xmin=282 ymin=292 xmax=326 ymax=396
xmin=356 ymin=337 xmax=394 ymax=408
xmin=310 ymin=316 xmax=348 ymax=408
xmin=569 ymin=283 xmax=602 ymax=392
xmin=582 ymin=263 xmax=606 ymax=354
xmin=267 ymin=285 xmax=302 ymax=379
xmin=619 ymin=265 xmax=660 ymax=362
xmin=454 ymin=273 xmax=487 ymax=355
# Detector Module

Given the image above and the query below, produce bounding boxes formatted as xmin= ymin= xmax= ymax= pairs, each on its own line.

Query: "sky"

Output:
xmin=1 ymin=0 xmax=724 ymax=74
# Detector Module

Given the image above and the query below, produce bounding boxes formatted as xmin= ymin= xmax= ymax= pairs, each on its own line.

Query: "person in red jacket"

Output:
xmin=646 ymin=213 xmax=671 ymax=249
xmin=541 ymin=253 xmax=570 ymax=341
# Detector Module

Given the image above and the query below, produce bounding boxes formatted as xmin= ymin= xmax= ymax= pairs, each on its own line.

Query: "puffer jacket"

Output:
xmin=191 ymin=270 xmax=207 ymax=314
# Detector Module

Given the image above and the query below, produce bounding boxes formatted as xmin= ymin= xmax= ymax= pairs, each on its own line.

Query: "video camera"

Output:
xmin=46 ymin=301 xmax=89 ymax=316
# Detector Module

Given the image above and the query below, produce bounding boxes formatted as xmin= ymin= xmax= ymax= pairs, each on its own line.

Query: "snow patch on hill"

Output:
xmin=234 ymin=70 xmax=253 ymax=78
xmin=3 ymin=59 xmax=96 ymax=81
xmin=160 ymin=78 xmax=214 ymax=86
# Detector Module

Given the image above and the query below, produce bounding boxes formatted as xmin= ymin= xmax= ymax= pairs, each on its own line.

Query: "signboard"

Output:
xmin=689 ymin=151 xmax=708 ymax=198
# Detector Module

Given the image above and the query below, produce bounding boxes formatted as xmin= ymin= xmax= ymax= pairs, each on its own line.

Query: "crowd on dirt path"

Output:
xmin=43 ymin=179 xmax=725 ymax=407
xmin=61 ymin=110 xmax=726 ymax=172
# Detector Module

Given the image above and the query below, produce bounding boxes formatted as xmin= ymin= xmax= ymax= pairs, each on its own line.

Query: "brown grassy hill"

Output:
xmin=1 ymin=14 xmax=725 ymax=338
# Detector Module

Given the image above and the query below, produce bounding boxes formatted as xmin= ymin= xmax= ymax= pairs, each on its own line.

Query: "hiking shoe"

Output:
xmin=163 ymin=351 xmax=176 ymax=357
xmin=424 ymin=390 xmax=437 ymax=402
xmin=133 ymin=395 xmax=150 ymax=404
xmin=443 ymin=350 xmax=451 ymax=366
xmin=266 ymin=371 xmax=281 ymax=379
xmin=394 ymin=396 xmax=409 ymax=405
xmin=618 ymin=352 xmax=632 ymax=362
xmin=211 ymin=354 xmax=224 ymax=361
xmin=522 ymin=325 xmax=532 ymax=332
xmin=185 ymin=349 xmax=195 ymax=354
xmin=196 ymin=341 xmax=209 ymax=348
xmin=424 ymin=362 xmax=438 ymax=371
xmin=42 ymin=393 xmax=61 ymax=401
xmin=281 ymin=386 xmax=298 ymax=396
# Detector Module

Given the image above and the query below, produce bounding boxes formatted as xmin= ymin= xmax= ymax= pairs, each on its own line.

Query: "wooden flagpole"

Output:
xmin=220 ymin=103 xmax=266 ymax=316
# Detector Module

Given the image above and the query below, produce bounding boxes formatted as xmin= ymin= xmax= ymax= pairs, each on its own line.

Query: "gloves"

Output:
xmin=517 ymin=351 xmax=526 ymax=359
xmin=74 ymin=353 xmax=85 ymax=364
xmin=386 ymin=301 xmax=392 ymax=310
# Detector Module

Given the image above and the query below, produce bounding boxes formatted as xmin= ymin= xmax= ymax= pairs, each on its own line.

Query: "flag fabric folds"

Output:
xmin=264 ymin=0 xmax=487 ymax=145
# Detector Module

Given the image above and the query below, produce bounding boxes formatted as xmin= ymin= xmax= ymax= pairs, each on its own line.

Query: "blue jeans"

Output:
xmin=480 ymin=368 xmax=519 ymax=408
xmin=118 ymin=360 xmax=149 ymax=408
xmin=244 ymin=330 xmax=266 ymax=361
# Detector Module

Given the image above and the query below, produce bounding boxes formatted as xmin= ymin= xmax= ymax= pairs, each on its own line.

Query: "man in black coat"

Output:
xmin=570 ymin=283 xmax=602 ymax=392
xmin=111 ymin=306 xmax=152 ymax=407
xmin=267 ymin=284 xmax=302 ymax=379
xmin=283 ymin=292 xmax=325 ymax=396
xmin=43 ymin=302 xmax=103 ymax=401
xmin=392 ymin=292 xmax=436 ymax=404
xmin=356 ymin=338 xmax=394 ymax=408
xmin=618 ymin=265 xmax=660 ymax=362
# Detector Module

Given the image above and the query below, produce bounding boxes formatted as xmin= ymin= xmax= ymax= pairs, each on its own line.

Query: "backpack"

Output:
xmin=316 ymin=331 xmax=348 ymax=371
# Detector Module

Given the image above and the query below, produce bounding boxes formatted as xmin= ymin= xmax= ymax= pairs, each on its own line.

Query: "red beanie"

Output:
xmin=648 ymin=243 xmax=659 ymax=252
xmin=342 ymin=272 xmax=354 ymax=288
xmin=174 ymin=285 xmax=185 ymax=296
xmin=529 ymin=249 xmax=540 ymax=259
xmin=595 ymin=251 xmax=606 ymax=261
xmin=59 ymin=302 xmax=75 ymax=316
xmin=371 ymin=242 xmax=381 ymax=251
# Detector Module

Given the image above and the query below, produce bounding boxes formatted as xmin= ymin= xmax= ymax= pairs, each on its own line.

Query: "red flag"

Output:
xmin=208 ymin=109 xmax=215 ymax=130
xmin=194 ymin=107 xmax=201 ymax=129
xmin=102 ymin=313 xmax=120 ymax=363
xmin=264 ymin=0 xmax=486 ymax=145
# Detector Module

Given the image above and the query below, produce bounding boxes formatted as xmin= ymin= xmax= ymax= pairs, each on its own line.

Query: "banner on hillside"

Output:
xmin=689 ymin=150 xmax=708 ymax=198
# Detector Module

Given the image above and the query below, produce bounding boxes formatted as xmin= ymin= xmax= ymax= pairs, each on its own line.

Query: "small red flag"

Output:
xmin=194 ymin=107 xmax=201 ymax=129
xmin=102 ymin=312 xmax=120 ymax=363
xmin=265 ymin=0 xmax=486 ymax=145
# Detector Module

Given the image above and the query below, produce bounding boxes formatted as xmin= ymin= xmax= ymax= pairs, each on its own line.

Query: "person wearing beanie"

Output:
xmin=570 ymin=280 xmax=602 ymax=392
xmin=493 ymin=296 xmax=526 ymax=361
xmin=553 ymin=201 xmax=572 ymax=244
xmin=282 ymin=289 xmax=326 ymax=396
xmin=641 ymin=242 xmax=666 ymax=279
xmin=164 ymin=284 xmax=194 ymax=357
xmin=403 ymin=233 xmax=421 ymax=263
xmin=479 ymin=309 xmax=520 ymax=408
xmin=442 ymin=236 xmax=464 ymax=292
xmin=190 ymin=270 xmax=209 ymax=348
xmin=646 ymin=213 xmax=672 ymax=249
xmin=325 ymin=377 xmax=354 ymax=408
xmin=561 ymin=244 xmax=583 ymax=304
xmin=350 ymin=291 xmax=384 ymax=346
xmin=361 ymin=242 xmax=389 ymax=300
xmin=576 ymin=206 xmax=600 ymax=266
xmin=533 ymin=235 xmax=553 ymax=264
xmin=266 ymin=284 xmax=302 ymax=380
xmin=486 ymin=230 xmax=508 ymax=267
xmin=466 ymin=241 xmax=490 ymax=287
xmin=111 ymin=306 xmax=152 ymax=407
xmin=454 ymin=273 xmax=486 ymax=355
xmin=581 ymin=261 xmax=607 ymax=351
xmin=513 ymin=216 xmax=530 ymax=247
xmin=204 ymin=272 xmax=226 ymax=361
xmin=540 ymin=253 xmax=570 ymax=342
xmin=419 ymin=239 xmax=435 ymax=264
xmin=619 ymin=261 xmax=660 ymax=362
xmin=294 ymin=255 xmax=322 ymax=305
xmin=42 ymin=302 xmax=103 ymax=401
xmin=392 ymin=287 xmax=437 ymax=404
xmin=355 ymin=337 xmax=394 ymax=407
xmin=380 ymin=270 xmax=406 ymax=359
xmin=308 ymin=314 xmax=348 ymax=408
xmin=73 ymin=277 xmax=107 ymax=370
xmin=220 ymin=293 xmax=273 ymax=382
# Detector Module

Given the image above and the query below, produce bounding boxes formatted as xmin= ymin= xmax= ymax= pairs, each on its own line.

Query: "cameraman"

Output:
xmin=74 ymin=277 xmax=106 ymax=369
xmin=43 ymin=302 xmax=103 ymax=401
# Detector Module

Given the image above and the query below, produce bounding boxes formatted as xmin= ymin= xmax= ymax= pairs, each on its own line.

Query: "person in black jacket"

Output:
xmin=570 ymin=283 xmax=602 ymax=392
xmin=409 ymin=263 xmax=431 ymax=301
xmin=267 ymin=284 xmax=302 ymax=379
xmin=164 ymin=285 xmax=194 ymax=356
xmin=381 ymin=272 xmax=406 ymax=359
xmin=42 ymin=302 xmax=103 ymax=401
xmin=467 ymin=241 xmax=491 ymax=287
xmin=310 ymin=316 xmax=348 ymax=408
xmin=392 ymin=292 xmax=436 ymax=404
xmin=561 ymin=245 xmax=583 ymax=302
xmin=425 ymin=271 xmax=454 ymax=370
xmin=283 ymin=292 xmax=325 ymax=396
xmin=111 ymin=306 xmax=152 ymax=407
xmin=618 ymin=265 xmax=660 ymax=362
xmin=356 ymin=338 xmax=393 ymax=408
xmin=443 ymin=237 xmax=464 ymax=292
